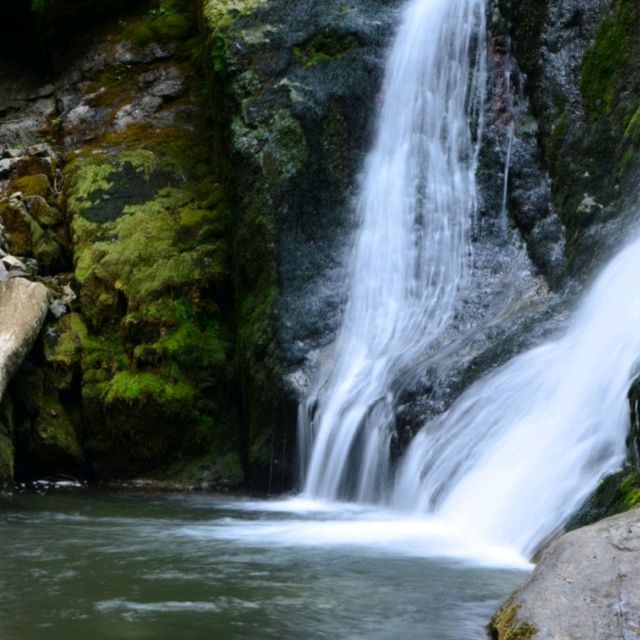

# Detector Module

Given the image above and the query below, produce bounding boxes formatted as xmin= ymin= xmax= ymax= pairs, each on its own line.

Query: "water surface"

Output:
xmin=0 ymin=490 xmax=527 ymax=639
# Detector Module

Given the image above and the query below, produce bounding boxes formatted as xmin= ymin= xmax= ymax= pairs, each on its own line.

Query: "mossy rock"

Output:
xmin=567 ymin=380 xmax=640 ymax=528
xmin=203 ymin=0 xmax=267 ymax=29
xmin=0 ymin=431 xmax=14 ymax=482
xmin=82 ymin=368 xmax=199 ymax=474
xmin=122 ymin=2 xmax=194 ymax=47
xmin=43 ymin=313 xmax=88 ymax=369
xmin=0 ymin=199 xmax=34 ymax=256
xmin=10 ymin=365 xmax=84 ymax=477
xmin=63 ymin=116 xmax=237 ymax=478
xmin=13 ymin=156 xmax=55 ymax=180
xmin=580 ymin=0 xmax=639 ymax=119
xmin=26 ymin=196 xmax=64 ymax=228
xmin=294 ymin=32 xmax=359 ymax=68
xmin=10 ymin=174 xmax=53 ymax=199
xmin=0 ymin=198 xmax=65 ymax=272
xmin=567 ymin=469 xmax=640 ymax=530
xmin=167 ymin=450 xmax=245 ymax=488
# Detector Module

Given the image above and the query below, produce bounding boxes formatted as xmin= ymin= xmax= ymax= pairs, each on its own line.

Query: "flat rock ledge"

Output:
xmin=0 ymin=278 xmax=49 ymax=400
xmin=490 ymin=508 xmax=640 ymax=639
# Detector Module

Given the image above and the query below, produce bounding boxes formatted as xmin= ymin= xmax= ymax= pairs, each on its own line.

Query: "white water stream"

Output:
xmin=394 ymin=235 xmax=640 ymax=557
xmin=298 ymin=0 xmax=640 ymax=562
xmin=299 ymin=0 xmax=487 ymax=502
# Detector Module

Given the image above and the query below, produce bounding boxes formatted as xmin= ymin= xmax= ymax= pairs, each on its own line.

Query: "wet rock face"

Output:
xmin=490 ymin=508 xmax=640 ymax=640
xmin=202 ymin=0 xmax=405 ymax=485
xmin=481 ymin=9 xmax=567 ymax=285
xmin=500 ymin=0 xmax=640 ymax=274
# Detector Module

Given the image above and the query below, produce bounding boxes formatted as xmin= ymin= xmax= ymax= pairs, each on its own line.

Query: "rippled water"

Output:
xmin=0 ymin=490 xmax=527 ymax=640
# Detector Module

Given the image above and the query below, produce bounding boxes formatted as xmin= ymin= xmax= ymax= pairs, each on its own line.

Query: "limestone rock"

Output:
xmin=0 ymin=278 xmax=49 ymax=401
xmin=490 ymin=508 xmax=640 ymax=639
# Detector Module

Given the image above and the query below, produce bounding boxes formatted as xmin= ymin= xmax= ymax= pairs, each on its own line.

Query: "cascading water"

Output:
xmin=299 ymin=0 xmax=487 ymax=502
xmin=394 ymin=234 xmax=640 ymax=557
xmin=298 ymin=0 xmax=640 ymax=564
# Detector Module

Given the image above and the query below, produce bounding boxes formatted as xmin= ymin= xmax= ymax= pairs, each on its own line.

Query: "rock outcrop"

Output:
xmin=490 ymin=508 xmax=640 ymax=640
xmin=0 ymin=278 xmax=49 ymax=399
xmin=0 ymin=277 xmax=49 ymax=481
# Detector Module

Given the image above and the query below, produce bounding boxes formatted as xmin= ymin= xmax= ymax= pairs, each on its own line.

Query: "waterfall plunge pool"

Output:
xmin=0 ymin=489 xmax=528 ymax=640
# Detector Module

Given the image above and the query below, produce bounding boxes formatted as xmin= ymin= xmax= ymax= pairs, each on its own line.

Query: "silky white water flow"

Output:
xmin=394 ymin=234 xmax=640 ymax=557
xmin=299 ymin=0 xmax=487 ymax=502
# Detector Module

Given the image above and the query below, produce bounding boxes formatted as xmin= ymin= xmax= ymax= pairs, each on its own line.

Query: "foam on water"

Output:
xmin=176 ymin=500 xmax=531 ymax=569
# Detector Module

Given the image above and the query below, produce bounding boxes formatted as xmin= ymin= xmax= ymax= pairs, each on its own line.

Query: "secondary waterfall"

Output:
xmin=299 ymin=0 xmax=487 ymax=502
xmin=394 ymin=235 xmax=640 ymax=556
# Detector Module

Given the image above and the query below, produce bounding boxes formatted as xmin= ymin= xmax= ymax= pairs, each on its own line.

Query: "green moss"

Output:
xmin=28 ymin=196 xmax=63 ymax=228
xmin=11 ymin=174 xmax=52 ymax=199
xmin=581 ymin=1 xmax=637 ymax=117
xmin=73 ymin=181 xmax=228 ymax=317
xmin=203 ymin=0 xmax=267 ymax=30
xmin=232 ymin=109 xmax=308 ymax=183
xmin=124 ymin=3 xmax=194 ymax=46
xmin=65 ymin=162 xmax=118 ymax=217
xmin=294 ymin=33 xmax=359 ymax=68
xmin=567 ymin=469 xmax=640 ymax=530
xmin=105 ymin=370 xmax=196 ymax=406
xmin=0 ymin=432 xmax=14 ymax=482
xmin=489 ymin=604 xmax=539 ymax=640
xmin=210 ymin=33 xmax=228 ymax=74
xmin=34 ymin=396 xmax=84 ymax=462
xmin=44 ymin=313 xmax=89 ymax=368
xmin=150 ymin=318 xmax=230 ymax=369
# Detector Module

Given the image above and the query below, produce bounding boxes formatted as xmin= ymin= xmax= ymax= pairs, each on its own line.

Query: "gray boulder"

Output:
xmin=0 ymin=278 xmax=49 ymax=401
xmin=490 ymin=508 xmax=640 ymax=639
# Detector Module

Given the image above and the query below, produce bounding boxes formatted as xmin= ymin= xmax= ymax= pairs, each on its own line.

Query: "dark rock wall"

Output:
xmin=499 ymin=0 xmax=640 ymax=274
xmin=200 ymin=0 xmax=403 ymax=488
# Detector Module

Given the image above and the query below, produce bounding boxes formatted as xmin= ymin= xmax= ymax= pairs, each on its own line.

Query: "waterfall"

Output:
xmin=394 ymin=235 xmax=640 ymax=556
xmin=298 ymin=0 xmax=487 ymax=502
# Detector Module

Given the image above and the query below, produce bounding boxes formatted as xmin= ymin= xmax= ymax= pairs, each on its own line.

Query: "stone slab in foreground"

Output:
xmin=490 ymin=508 xmax=640 ymax=639
xmin=0 ymin=278 xmax=49 ymax=400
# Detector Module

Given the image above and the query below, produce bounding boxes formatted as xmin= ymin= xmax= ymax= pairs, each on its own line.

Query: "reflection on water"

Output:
xmin=0 ymin=490 xmax=527 ymax=640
